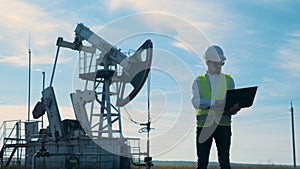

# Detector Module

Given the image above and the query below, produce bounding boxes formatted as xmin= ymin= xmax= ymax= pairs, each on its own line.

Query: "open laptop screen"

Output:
xmin=224 ymin=86 xmax=258 ymax=111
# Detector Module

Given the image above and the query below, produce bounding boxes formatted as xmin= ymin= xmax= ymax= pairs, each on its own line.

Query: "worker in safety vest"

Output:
xmin=191 ymin=45 xmax=241 ymax=169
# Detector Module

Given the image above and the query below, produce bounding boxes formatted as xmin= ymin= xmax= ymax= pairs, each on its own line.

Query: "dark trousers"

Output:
xmin=196 ymin=125 xmax=232 ymax=169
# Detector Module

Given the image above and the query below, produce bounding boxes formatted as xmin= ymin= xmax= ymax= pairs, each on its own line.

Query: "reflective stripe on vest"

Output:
xmin=196 ymin=73 xmax=232 ymax=127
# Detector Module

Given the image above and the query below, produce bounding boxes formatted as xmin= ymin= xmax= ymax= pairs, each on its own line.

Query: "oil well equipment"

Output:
xmin=0 ymin=23 xmax=153 ymax=169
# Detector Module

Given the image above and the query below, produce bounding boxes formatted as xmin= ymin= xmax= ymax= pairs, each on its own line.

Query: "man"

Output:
xmin=191 ymin=45 xmax=241 ymax=169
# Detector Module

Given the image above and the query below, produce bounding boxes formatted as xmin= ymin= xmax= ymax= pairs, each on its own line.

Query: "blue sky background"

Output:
xmin=1 ymin=0 xmax=300 ymax=165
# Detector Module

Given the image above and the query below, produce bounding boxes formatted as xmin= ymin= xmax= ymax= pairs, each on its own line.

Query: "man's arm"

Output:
xmin=210 ymin=76 xmax=236 ymax=111
xmin=191 ymin=78 xmax=213 ymax=109
xmin=228 ymin=77 xmax=241 ymax=114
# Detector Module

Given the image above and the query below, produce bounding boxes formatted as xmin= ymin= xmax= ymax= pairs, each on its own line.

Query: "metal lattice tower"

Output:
xmin=77 ymin=52 xmax=123 ymax=139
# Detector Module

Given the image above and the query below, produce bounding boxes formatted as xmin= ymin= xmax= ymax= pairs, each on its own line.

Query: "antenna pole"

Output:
xmin=42 ymin=71 xmax=45 ymax=128
xmin=27 ymin=33 xmax=31 ymax=122
xmin=290 ymin=101 xmax=297 ymax=168
xmin=145 ymin=70 xmax=152 ymax=169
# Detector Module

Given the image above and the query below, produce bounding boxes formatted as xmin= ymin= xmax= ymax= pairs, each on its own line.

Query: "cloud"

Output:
xmin=0 ymin=54 xmax=72 ymax=67
xmin=99 ymin=1 xmax=245 ymax=77
xmin=0 ymin=104 xmax=75 ymax=124
xmin=105 ymin=0 xmax=225 ymax=25
xmin=287 ymin=32 xmax=300 ymax=38
xmin=275 ymin=31 xmax=300 ymax=77
xmin=0 ymin=0 xmax=75 ymax=67
xmin=172 ymin=42 xmax=192 ymax=53
xmin=103 ymin=1 xmax=235 ymax=41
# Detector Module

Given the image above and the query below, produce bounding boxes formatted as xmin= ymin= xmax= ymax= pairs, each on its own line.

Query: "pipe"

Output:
xmin=31 ymin=152 xmax=38 ymax=169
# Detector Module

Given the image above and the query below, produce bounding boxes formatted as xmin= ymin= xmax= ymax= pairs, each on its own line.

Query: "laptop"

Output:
xmin=224 ymin=86 xmax=258 ymax=111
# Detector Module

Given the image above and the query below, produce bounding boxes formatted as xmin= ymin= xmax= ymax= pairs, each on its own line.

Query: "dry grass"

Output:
xmin=1 ymin=165 xmax=296 ymax=169
xmin=132 ymin=165 xmax=296 ymax=169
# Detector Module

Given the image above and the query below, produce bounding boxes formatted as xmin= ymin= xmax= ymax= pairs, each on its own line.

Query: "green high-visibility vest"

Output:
xmin=196 ymin=73 xmax=232 ymax=127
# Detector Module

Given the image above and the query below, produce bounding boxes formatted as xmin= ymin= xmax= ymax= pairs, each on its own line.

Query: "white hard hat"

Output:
xmin=204 ymin=45 xmax=226 ymax=63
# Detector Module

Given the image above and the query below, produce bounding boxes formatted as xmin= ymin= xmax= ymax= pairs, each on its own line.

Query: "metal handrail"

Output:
xmin=0 ymin=120 xmax=28 ymax=168
xmin=0 ymin=120 xmax=21 ymax=142
xmin=6 ymin=123 xmax=19 ymax=141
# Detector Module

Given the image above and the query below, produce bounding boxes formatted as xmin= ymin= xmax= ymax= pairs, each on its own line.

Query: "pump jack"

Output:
xmin=32 ymin=23 xmax=153 ymax=168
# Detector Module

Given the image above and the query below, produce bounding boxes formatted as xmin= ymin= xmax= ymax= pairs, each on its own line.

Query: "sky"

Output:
xmin=1 ymin=0 xmax=300 ymax=166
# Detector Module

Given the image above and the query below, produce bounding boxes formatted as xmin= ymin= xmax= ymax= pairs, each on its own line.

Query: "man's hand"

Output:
xmin=228 ymin=103 xmax=241 ymax=115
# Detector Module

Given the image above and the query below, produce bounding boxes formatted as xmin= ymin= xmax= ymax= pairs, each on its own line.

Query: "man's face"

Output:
xmin=206 ymin=60 xmax=224 ymax=74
